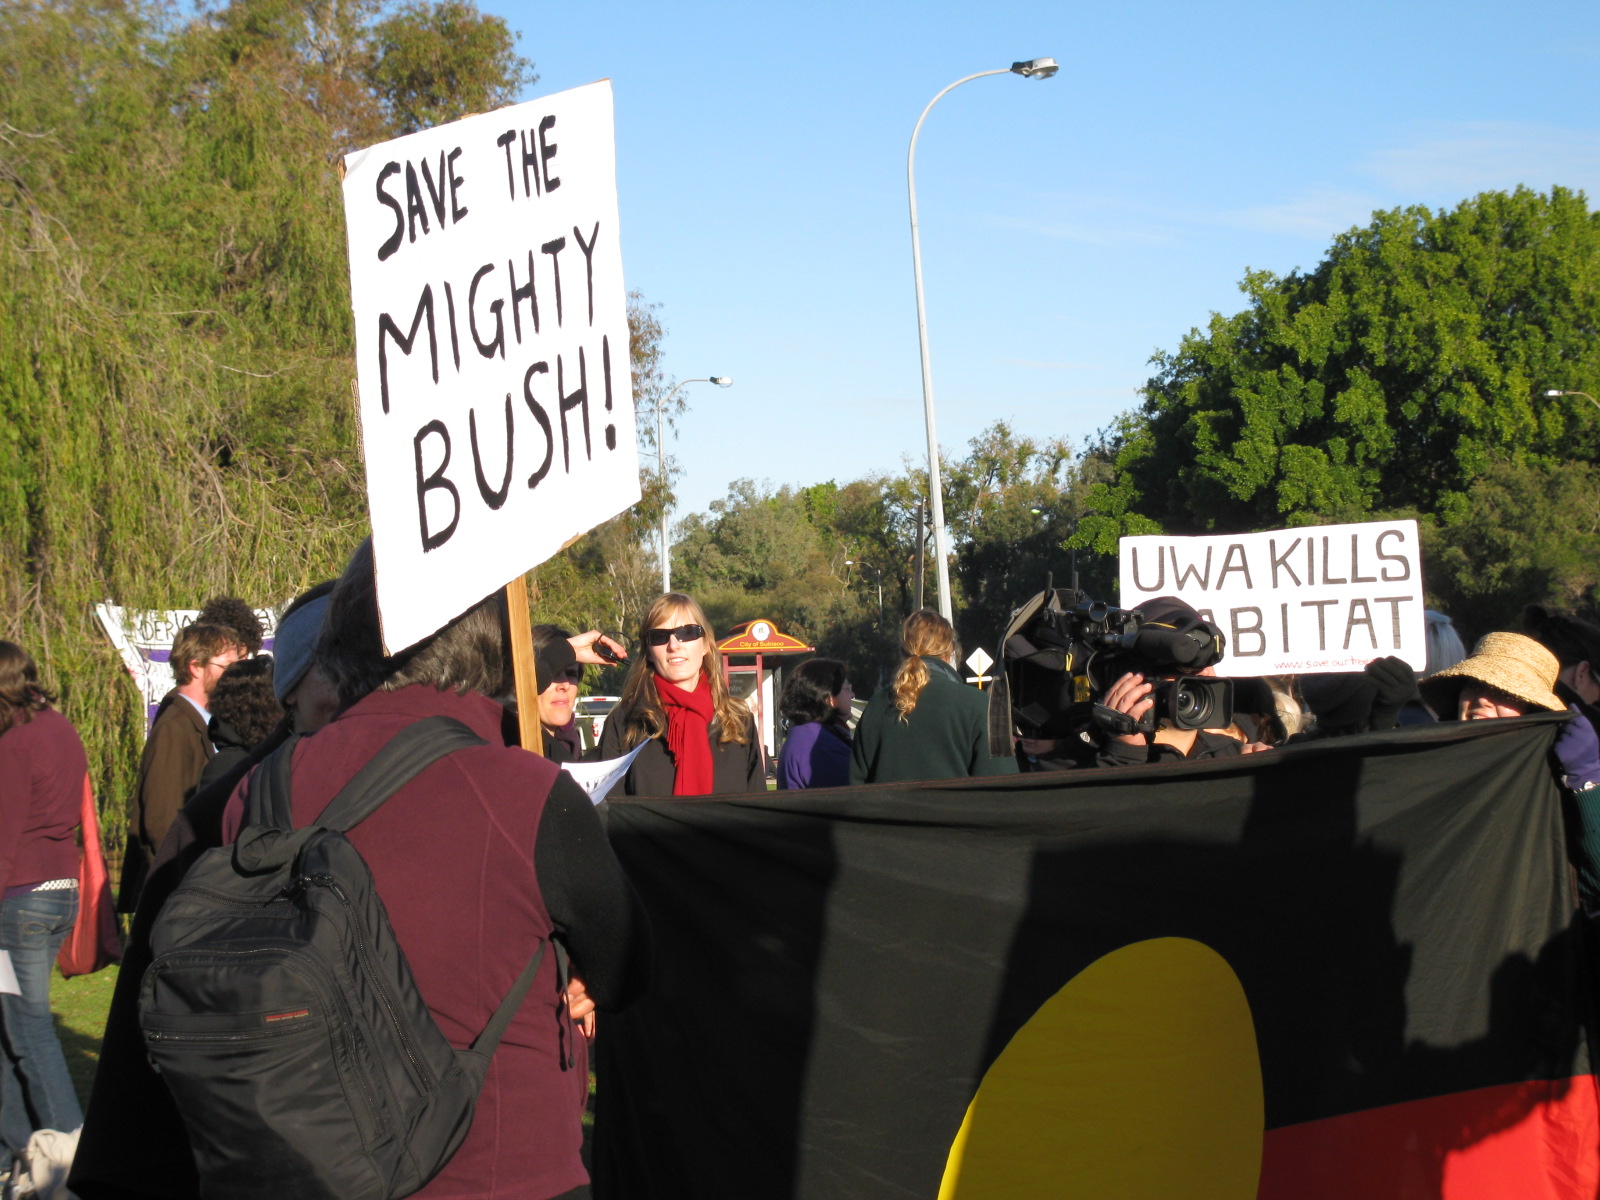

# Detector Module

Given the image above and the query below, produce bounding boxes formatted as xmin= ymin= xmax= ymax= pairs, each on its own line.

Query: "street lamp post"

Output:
xmin=908 ymin=57 xmax=1058 ymax=623
xmin=1544 ymin=389 xmax=1600 ymax=414
xmin=844 ymin=559 xmax=884 ymax=629
xmin=654 ymin=375 xmax=732 ymax=593
xmin=1031 ymin=503 xmax=1086 ymax=591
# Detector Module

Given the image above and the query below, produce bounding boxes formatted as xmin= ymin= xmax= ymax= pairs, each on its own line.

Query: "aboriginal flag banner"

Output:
xmin=595 ymin=715 xmax=1600 ymax=1199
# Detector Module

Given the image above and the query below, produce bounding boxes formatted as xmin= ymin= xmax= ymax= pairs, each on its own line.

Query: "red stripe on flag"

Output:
xmin=1259 ymin=1076 xmax=1600 ymax=1200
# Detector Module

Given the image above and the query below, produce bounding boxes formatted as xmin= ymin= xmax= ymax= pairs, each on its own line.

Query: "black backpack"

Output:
xmin=140 ymin=715 xmax=547 ymax=1200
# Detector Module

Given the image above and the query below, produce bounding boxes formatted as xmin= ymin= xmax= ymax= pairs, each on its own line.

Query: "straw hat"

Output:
xmin=1419 ymin=632 xmax=1564 ymax=715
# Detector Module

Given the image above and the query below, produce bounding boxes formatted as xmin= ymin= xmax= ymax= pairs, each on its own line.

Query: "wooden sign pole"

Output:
xmin=504 ymin=575 xmax=544 ymax=754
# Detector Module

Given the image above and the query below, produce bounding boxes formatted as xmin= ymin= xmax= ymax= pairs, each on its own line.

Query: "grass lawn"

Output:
xmin=51 ymin=965 xmax=117 ymax=1108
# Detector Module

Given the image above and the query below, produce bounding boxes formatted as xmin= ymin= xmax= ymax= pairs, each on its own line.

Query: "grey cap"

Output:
xmin=272 ymin=595 xmax=329 ymax=703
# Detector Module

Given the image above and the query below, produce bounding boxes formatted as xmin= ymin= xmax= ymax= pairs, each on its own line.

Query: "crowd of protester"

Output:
xmin=4 ymin=549 xmax=1599 ymax=1198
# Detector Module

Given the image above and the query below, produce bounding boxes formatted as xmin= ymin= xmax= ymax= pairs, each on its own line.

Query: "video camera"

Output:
xmin=994 ymin=588 xmax=1233 ymax=742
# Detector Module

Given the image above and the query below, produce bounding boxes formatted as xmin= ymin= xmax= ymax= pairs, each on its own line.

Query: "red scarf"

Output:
xmin=653 ymin=673 xmax=716 ymax=796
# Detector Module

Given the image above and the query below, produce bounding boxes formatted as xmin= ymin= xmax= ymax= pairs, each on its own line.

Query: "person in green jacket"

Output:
xmin=850 ymin=609 xmax=1018 ymax=785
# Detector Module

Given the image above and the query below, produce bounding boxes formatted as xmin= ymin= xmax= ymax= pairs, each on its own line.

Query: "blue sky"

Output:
xmin=480 ymin=0 xmax=1600 ymax=519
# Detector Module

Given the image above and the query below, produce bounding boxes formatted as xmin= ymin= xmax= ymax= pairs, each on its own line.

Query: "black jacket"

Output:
xmin=196 ymin=716 xmax=252 ymax=793
xmin=1096 ymin=727 xmax=1245 ymax=767
xmin=597 ymin=703 xmax=765 ymax=797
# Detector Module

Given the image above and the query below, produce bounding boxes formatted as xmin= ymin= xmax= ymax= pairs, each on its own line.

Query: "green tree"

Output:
xmin=660 ymin=426 xmax=1110 ymax=696
xmin=674 ymin=480 xmax=836 ymax=616
xmin=368 ymin=0 xmax=534 ymax=136
xmin=669 ymin=479 xmax=895 ymax=691
xmin=1079 ymin=187 xmax=1600 ymax=550
xmin=945 ymin=422 xmax=1110 ymax=652
xmin=1421 ymin=458 xmax=1600 ymax=640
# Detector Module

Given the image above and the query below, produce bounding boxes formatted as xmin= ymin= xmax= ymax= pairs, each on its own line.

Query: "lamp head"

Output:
xmin=711 ymin=376 xmax=733 ymax=387
xmin=1545 ymin=389 xmax=1567 ymax=397
xmin=1012 ymin=57 xmax=1059 ymax=79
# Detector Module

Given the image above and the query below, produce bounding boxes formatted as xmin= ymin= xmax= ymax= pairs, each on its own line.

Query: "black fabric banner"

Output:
xmin=595 ymin=716 xmax=1598 ymax=1199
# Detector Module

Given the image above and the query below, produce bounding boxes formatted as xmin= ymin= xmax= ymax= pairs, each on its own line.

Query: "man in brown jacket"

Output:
xmin=117 ymin=622 xmax=244 ymax=911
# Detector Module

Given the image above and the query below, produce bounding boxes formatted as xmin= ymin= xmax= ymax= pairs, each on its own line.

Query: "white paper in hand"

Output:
xmin=560 ymin=741 xmax=647 ymax=805
xmin=0 ymin=950 xmax=19 ymax=996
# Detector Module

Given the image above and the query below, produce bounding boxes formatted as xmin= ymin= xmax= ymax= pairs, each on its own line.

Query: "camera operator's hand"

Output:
xmin=1099 ymin=672 xmax=1154 ymax=746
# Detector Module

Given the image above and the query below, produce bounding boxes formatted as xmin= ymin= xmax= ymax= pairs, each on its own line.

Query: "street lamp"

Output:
xmin=1031 ymin=505 xmax=1081 ymax=592
xmin=654 ymin=375 xmax=732 ymax=593
xmin=1543 ymin=389 xmax=1600 ymax=414
xmin=908 ymin=58 xmax=1058 ymax=622
xmin=844 ymin=559 xmax=885 ymax=629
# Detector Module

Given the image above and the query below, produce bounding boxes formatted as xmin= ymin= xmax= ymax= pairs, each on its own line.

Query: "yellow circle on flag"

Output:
xmin=938 ymin=936 xmax=1264 ymax=1200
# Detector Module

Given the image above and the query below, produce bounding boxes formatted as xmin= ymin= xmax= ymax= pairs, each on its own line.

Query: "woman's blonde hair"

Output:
xmin=890 ymin=609 xmax=960 ymax=721
xmin=615 ymin=593 xmax=750 ymax=748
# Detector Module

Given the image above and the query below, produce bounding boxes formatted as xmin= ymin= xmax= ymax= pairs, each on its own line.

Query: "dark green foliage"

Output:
xmin=1082 ymin=187 xmax=1600 ymax=541
xmin=1421 ymin=459 xmax=1600 ymax=641
xmin=944 ymin=422 xmax=1111 ymax=657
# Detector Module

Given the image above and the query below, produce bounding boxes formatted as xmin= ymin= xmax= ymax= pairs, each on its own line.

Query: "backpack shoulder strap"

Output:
xmin=458 ymin=940 xmax=547 ymax=1078
xmin=248 ymin=734 xmax=303 ymax=830
xmin=318 ymin=715 xmax=488 ymax=833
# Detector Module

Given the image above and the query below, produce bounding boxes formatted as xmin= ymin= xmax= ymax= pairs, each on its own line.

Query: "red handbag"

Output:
xmin=57 ymin=775 xmax=122 ymax=977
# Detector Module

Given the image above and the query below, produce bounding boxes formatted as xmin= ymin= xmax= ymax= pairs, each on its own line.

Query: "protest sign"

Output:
xmin=342 ymin=81 xmax=638 ymax=653
xmin=1118 ymin=520 xmax=1426 ymax=676
xmin=95 ymin=602 xmax=278 ymax=736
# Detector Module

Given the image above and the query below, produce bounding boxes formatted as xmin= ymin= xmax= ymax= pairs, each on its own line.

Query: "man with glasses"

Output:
xmin=118 ymin=621 xmax=245 ymax=911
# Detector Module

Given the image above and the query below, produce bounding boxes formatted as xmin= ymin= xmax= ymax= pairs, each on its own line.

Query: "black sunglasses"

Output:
xmin=646 ymin=623 xmax=705 ymax=647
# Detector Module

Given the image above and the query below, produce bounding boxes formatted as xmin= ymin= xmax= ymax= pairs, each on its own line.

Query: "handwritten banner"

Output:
xmin=1118 ymin=520 xmax=1426 ymax=676
xmin=343 ymin=81 xmax=639 ymax=653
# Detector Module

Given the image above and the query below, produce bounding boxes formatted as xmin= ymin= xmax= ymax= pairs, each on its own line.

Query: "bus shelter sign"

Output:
xmin=343 ymin=80 xmax=638 ymax=653
xmin=1118 ymin=519 xmax=1426 ymax=676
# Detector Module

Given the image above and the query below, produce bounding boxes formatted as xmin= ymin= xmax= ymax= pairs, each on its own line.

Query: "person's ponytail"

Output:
xmin=889 ymin=610 xmax=959 ymax=722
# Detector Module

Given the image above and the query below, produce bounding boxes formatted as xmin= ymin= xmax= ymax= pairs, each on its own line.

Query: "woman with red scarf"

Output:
xmin=598 ymin=594 xmax=765 ymax=796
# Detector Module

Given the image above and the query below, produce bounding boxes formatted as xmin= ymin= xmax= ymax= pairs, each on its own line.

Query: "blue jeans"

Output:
xmin=0 ymin=889 xmax=81 ymax=1155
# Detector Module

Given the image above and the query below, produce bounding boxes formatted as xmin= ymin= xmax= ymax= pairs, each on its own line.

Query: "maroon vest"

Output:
xmin=229 ymin=684 xmax=586 ymax=1200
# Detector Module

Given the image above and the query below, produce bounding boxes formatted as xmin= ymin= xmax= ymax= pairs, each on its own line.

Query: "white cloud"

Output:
xmin=978 ymin=123 xmax=1600 ymax=258
xmin=1363 ymin=121 xmax=1600 ymax=197
xmin=1214 ymin=188 xmax=1385 ymax=238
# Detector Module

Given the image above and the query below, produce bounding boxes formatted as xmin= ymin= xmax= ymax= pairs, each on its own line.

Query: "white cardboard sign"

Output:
xmin=1118 ymin=520 xmax=1426 ymax=676
xmin=343 ymin=81 xmax=639 ymax=653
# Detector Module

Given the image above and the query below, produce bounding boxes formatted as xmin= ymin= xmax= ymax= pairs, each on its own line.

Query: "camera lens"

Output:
xmin=1171 ymin=680 xmax=1217 ymax=729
